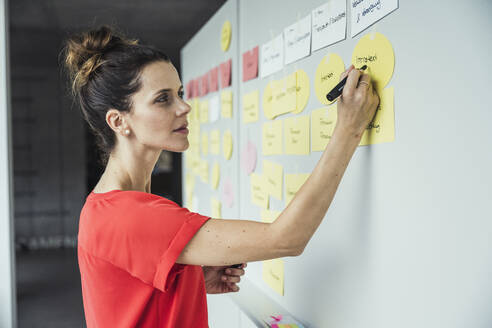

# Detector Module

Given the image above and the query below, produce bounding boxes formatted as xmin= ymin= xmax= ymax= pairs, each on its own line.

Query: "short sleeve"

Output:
xmin=96 ymin=194 xmax=211 ymax=293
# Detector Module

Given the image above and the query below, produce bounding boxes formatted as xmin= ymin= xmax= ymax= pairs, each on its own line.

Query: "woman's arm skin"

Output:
xmin=177 ymin=65 xmax=379 ymax=266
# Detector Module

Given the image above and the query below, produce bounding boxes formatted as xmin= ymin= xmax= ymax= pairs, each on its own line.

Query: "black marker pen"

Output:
xmin=326 ymin=65 xmax=367 ymax=102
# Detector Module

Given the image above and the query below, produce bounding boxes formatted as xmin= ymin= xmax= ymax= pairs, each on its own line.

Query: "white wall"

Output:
xmin=0 ymin=0 xmax=16 ymax=326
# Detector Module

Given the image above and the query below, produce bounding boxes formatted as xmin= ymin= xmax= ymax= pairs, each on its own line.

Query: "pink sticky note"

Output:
xmin=200 ymin=74 xmax=209 ymax=97
xmin=220 ymin=59 xmax=232 ymax=88
xmin=209 ymin=66 xmax=219 ymax=92
xmin=241 ymin=141 xmax=257 ymax=175
xmin=192 ymin=78 xmax=199 ymax=98
xmin=242 ymin=46 xmax=259 ymax=82
xmin=186 ymin=80 xmax=193 ymax=99
xmin=222 ymin=177 xmax=234 ymax=208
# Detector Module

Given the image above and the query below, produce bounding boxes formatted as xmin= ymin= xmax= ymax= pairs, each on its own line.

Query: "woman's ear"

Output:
xmin=106 ymin=109 xmax=129 ymax=136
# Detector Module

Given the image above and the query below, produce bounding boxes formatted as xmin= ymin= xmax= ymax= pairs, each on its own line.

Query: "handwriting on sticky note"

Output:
xmin=311 ymin=106 xmax=338 ymax=151
xmin=285 ymin=173 xmax=310 ymax=205
xmin=312 ymin=1 xmax=347 ymax=51
xmin=351 ymin=32 xmax=394 ymax=92
xmin=284 ymin=14 xmax=312 ymax=65
xmin=314 ymin=53 xmax=345 ymax=105
xmin=262 ymin=259 xmax=284 ymax=296
xmin=359 ymin=86 xmax=394 ymax=145
xmin=350 ymin=0 xmax=398 ymax=37
xmin=251 ymin=173 xmax=269 ymax=209
xmin=263 ymin=160 xmax=283 ymax=200
xmin=262 ymin=120 xmax=283 ymax=155
xmin=242 ymin=90 xmax=259 ymax=123
xmin=285 ymin=115 xmax=310 ymax=155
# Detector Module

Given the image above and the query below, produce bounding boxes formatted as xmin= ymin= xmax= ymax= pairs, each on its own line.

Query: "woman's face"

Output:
xmin=126 ymin=60 xmax=191 ymax=152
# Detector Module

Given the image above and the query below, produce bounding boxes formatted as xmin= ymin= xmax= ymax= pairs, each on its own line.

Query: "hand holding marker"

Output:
xmin=326 ymin=65 xmax=368 ymax=101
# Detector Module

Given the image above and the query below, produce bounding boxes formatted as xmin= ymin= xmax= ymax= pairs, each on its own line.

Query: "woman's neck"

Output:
xmin=93 ymin=147 xmax=160 ymax=194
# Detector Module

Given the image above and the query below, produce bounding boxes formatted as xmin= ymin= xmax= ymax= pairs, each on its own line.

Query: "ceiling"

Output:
xmin=8 ymin=0 xmax=227 ymax=70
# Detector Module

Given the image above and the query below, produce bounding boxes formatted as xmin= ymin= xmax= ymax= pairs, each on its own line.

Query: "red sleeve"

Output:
xmin=92 ymin=193 xmax=211 ymax=293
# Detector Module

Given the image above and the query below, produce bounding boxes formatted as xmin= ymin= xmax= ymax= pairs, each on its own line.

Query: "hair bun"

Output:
xmin=63 ymin=25 xmax=137 ymax=94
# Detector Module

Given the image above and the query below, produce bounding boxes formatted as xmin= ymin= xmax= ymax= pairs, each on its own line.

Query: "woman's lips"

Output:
xmin=174 ymin=127 xmax=189 ymax=134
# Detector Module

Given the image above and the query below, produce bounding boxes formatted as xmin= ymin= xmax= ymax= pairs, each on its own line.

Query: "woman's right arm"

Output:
xmin=177 ymin=66 xmax=380 ymax=267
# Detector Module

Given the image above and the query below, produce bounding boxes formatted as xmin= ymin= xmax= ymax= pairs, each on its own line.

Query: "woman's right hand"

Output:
xmin=335 ymin=64 xmax=380 ymax=138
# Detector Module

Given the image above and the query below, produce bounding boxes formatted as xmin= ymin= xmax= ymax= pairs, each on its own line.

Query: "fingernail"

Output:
xmin=226 ymin=269 xmax=231 ymax=274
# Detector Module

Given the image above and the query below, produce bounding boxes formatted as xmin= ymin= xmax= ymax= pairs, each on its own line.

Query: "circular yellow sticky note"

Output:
xmin=221 ymin=21 xmax=232 ymax=52
xmin=223 ymin=130 xmax=233 ymax=160
xmin=351 ymin=32 xmax=394 ymax=92
xmin=262 ymin=81 xmax=274 ymax=120
xmin=314 ymin=53 xmax=345 ymax=105
xmin=201 ymin=132 xmax=208 ymax=156
xmin=211 ymin=162 xmax=220 ymax=189
xmin=292 ymin=69 xmax=310 ymax=114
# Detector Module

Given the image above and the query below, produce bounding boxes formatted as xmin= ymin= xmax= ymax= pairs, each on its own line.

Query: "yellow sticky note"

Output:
xmin=262 ymin=120 xmax=283 ymax=155
xmin=199 ymin=100 xmax=209 ymax=123
xmin=210 ymin=129 xmax=220 ymax=155
xmin=187 ymin=118 xmax=200 ymax=153
xmin=201 ymin=132 xmax=209 ymax=156
xmin=285 ymin=115 xmax=310 ymax=155
xmin=251 ymin=173 xmax=269 ymax=209
xmin=262 ymin=259 xmax=284 ymax=296
xmin=285 ymin=173 xmax=310 ymax=205
xmin=352 ymin=32 xmax=394 ymax=93
xmin=263 ymin=160 xmax=283 ymax=200
xmin=211 ymin=162 xmax=220 ymax=189
xmin=260 ymin=209 xmax=281 ymax=223
xmin=223 ymin=130 xmax=233 ymax=160
xmin=243 ymin=90 xmax=259 ymax=123
xmin=293 ymin=69 xmax=310 ymax=114
xmin=220 ymin=90 xmax=233 ymax=118
xmin=211 ymin=198 xmax=222 ymax=218
xmin=200 ymin=160 xmax=209 ymax=183
xmin=263 ymin=82 xmax=275 ymax=120
xmin=311 ymin=106 xmax=338 ymax=151
xmin=272 ymin=74 xmax=296 ymax=118
xmin=359 ymin=87 xmax=395 ymax=146
xmin=221 ymin=20 xmax=232 ymax=52
xmin=314 ymin=53 xmax=345 ymax=105
xmin=188 ymin=98 xmax=200 ymax=122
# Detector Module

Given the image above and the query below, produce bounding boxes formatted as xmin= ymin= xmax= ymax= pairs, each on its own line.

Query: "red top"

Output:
xmin=78 ymin=190 xmax=211 ymax=328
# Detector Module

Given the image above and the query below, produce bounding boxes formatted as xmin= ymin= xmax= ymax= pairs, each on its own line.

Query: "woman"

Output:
xmin=63 ymin=26 xmax=379 ymax=328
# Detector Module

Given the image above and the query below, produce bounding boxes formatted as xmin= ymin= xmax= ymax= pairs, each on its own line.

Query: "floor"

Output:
xmin=16 ymin=248 xmax=86 ymax=328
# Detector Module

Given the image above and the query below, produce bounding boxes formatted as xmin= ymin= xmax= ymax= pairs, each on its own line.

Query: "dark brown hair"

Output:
xmin=62 ymin=25 xmax=170 ymax=165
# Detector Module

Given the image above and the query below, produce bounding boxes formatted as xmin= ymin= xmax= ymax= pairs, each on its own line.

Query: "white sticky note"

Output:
xmin=350 ymin=0 xmax=399 ymax=37
xmin=209 ymin=95 xmax=220 ymax=123
xmin=312 ymin=0 xmax=347 ymax=51
xmin=261 ymin=34 xmax=284 ymax=78
xmin=284 ymin=14 xmax=311 ymax=65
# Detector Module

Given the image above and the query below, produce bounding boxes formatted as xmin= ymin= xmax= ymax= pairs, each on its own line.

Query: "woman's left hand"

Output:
xmin=202 ymin=263 xmax=247 ymax=294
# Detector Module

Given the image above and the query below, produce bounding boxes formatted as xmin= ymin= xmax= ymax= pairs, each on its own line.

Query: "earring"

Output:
xmin=125 ymin=129 xmax=130 ymax=135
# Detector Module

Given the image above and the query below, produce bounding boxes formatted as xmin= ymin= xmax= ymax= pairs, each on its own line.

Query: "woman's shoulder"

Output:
xmin=86 ymin=189 xmax=179 ymax=206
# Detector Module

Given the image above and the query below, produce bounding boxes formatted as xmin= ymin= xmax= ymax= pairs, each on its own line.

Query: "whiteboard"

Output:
xmin=183 ymin=1 xmax=492 ymax=327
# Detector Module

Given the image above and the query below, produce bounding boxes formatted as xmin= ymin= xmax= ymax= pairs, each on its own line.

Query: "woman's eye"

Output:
xmin=156 ymin=95 xmax=169 ymax=103
xmin=178 ymin=91 xmax=184 ymax=99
